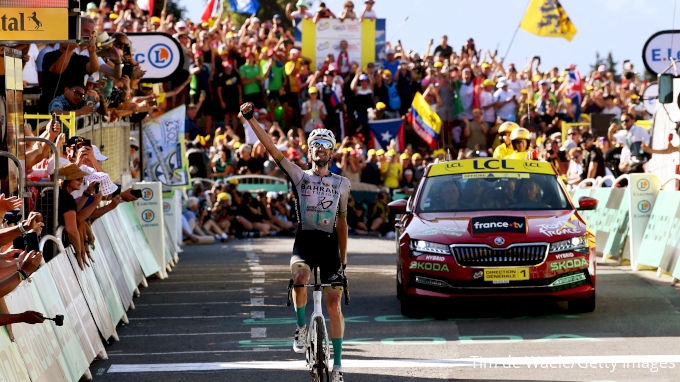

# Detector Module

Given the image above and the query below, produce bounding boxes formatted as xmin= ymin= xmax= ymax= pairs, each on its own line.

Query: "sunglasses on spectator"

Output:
xmin=310 ymin=139 xmax=334 ymax=149
xmin=567 ymin=132 xmax=576 ymax=136
xmin=71 ymin=89 xmax=85 ymax=97
xmin=621 ymin=118 xmax=632 ymax=123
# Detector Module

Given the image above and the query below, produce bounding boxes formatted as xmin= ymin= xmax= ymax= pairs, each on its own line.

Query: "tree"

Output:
xmin=153 ymin=0 xmax=187 ymax=20
xmin=590 ymin=52 xmax=604 ymax=74
xmin=222 ymin=0 xmax=292 ymax=29
xmin=605 ymin=52 xmax=619 ymax=82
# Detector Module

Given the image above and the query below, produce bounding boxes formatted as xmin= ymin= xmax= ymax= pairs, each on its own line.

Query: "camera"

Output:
xmin=4 ymin=210 xmax=22 ymax=225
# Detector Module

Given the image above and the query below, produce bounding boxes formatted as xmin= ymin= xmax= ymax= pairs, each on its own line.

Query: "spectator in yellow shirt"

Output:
xmin=493 ymin=121 xmax=519 ymax=158
xmin=381 ymin=149 xmax=403 ymax=189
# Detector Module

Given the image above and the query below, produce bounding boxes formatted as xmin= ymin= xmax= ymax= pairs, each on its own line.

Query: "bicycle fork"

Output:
xmin=308 ymin=290 xmax=329 ymax=371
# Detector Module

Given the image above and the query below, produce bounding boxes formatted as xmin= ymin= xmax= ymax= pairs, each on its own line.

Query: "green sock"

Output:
xmin=331 ymin=338 xmax=342 ymax=367
xmin=296 ymin=305 xmax=306 ymax=327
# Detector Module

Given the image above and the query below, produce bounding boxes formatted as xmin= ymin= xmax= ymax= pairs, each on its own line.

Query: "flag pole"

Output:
xmin=502 ymin=0 xmax=533 ymax=60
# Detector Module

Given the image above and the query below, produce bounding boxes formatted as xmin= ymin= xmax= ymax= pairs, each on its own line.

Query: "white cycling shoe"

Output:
xmin=293 ymin=325 xmax=308 ymax=354
xmin=332 ymin=370 xmax=344 ymax=382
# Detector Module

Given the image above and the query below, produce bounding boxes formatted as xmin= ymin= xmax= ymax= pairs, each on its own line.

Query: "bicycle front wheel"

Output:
xmin=313 ymin=316 xmax=329 ymax=382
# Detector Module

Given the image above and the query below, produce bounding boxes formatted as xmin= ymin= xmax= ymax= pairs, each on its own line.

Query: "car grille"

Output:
xmin=451 ymin=244 xmax=548 ymax=267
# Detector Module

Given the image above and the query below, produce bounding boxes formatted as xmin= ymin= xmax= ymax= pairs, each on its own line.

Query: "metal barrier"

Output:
xmin=22 ymin=136 xmax=60 ymax=237
xmin=0 ymin=151 xmax=29 ymax=217
xmin=24 ymin=112 xmax=76 ymax=138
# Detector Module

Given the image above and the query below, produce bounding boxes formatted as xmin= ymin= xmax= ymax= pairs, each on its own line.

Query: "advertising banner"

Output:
xmin=64 ymin=248 xmax=117 ymax=342
xmin=628 ymin=173 xmax=660 ymax=270
xmin=142 ymin=106 xmax=190 ymax=193
xmin=91 ymin=220 xmax=135 ymax=309
xmin=163 ymin=190 xmax=182 ymax=255
xmin=637 ymin=191 xmax=680 ymax=270
xmin=118 ymin=202 xmax=165 ymax=278
xmin=642 ymin=30 xmax=680 ymax=75
xmin=89 ymin=244 xmax=127 ymax=326
xmin=301 ymin=18 xmax=376 ymax=71
xmin=30 ymin=265 xmax=90 ymax=381
xmin=3 ymin=271 xmax=75 ymax=382
xmin=0 ymin=326 xmax=30 ymax=382
xmin=134 ymin=182 xmax=169 ymax=275
xmin=127 ymin=32 xmax=184 ymax=82
xmin=0 ymin=8 xmax=69 ymax=42
xmin=47 ymin=253 xmax=104 ymax=364
xmin=599 ymin=188 xmax=630 ymax=259
xmin=589 ymin=188 xmax=612 ymax=254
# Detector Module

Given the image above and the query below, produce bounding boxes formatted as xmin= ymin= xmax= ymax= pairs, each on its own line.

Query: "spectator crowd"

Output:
xmin=0 ymin=0 xmax=663 ymax=248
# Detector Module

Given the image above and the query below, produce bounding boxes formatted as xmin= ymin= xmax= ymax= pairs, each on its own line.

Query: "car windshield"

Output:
xmin=416 ymin=172 xmax=571 ymax=212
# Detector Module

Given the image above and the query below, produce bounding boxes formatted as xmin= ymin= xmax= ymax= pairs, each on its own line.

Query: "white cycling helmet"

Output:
xmin=307 ymin=128 xmax=336 ymax=149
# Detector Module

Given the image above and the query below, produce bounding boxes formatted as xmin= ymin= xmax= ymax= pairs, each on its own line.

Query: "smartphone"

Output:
xmin=130 ymin=189 xmax=143 ymax=198
xmin=82 ymin=139 xmax=92 ymax=147
xmin=112 ymin=186 xmax=122 ymax=198
xmin=430 ymin=39 xmax=434 ymax=45
xmin=94 ymin=183 xmax=100 ymax=194
xmin=13 ymin=232 xmax=40 ymax=252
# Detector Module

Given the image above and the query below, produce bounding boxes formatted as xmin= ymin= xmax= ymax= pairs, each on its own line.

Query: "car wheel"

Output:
xmin=568 ymin=292 xmax=596 ymax=314
xmin=400 ymin=296 xmax=423 ymax=318
xmin=396 ymin=266 xmax=403 ymax=300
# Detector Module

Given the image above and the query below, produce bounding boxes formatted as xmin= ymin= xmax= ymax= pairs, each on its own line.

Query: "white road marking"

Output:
xmin=144 ymin=290 xmax=250 ymax=295
xmin=252 ymin=272 xmax=265 ymax=277
xmin=119 ymin=332 xmax=249 ymax=338
xmin=129 ymin=315 xmax=246 ymax=320
xmin=107 ymin=354 xmax=680 ymax=372
xmin=249 ymin=287 xmax=263 ymax=294
xmin=250 ymin=328 xmax=267 ymax=338
xmin=135 ymin=301 xmax=250 ymax=307
xmin=250 ymin=298 xmax=264 ymax=306
xmin=250 ymin=311 xmax=265 ymax=319
xmin=249 ymin=266 xmax=264 ymax=271
xmin=252 ymin=278 xmax=265 ymax=284
xmin=107 ymin=349 xmax=288 ymax=358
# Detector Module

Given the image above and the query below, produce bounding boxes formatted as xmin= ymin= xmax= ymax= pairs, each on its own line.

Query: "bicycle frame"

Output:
xmin=287 ymin=266 xmax=350 ymax=381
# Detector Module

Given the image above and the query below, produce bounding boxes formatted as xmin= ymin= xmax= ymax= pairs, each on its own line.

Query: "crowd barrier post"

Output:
xmin=90 ymin=220 xmax=136 ymax=311
xmin=23 ymin=136 xmax=60 ymax=237
xmin=598 ymin=175 xmax=630 ymax=265
xmin=0 ymin=151 xmax=29 ymax=217
xmin=0 ymin=325 xmax=31 ymax=381
xmin=163 ymin=189 xmax=182 ymax=261
xmin=130 ymin=182 xmax=169 ymax=278
xmin=114 ymin=203 xmax=163 ymax=280
xmin=100 ymin=208 xmax=149 ymax=290
xmin=627 ymin=173 xmax=660 ymax=271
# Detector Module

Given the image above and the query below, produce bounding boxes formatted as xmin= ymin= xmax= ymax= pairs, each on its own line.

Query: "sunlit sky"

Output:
xmin=180 ymin=0 xmax=678 ymax=75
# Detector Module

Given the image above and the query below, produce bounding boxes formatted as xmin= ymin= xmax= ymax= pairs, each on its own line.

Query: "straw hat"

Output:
xmin=59 ymin=164 xmax=89 ymax=181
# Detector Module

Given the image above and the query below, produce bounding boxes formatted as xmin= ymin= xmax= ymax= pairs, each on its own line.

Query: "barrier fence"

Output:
xmin=572 ymin=174 xmax=680 ymax=285
xmin=0 ymin=181 xmax=182 ymax=381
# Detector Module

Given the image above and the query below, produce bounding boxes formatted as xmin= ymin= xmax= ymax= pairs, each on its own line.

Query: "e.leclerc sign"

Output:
xmin=641 ymin=30 xmax=680 ymax=75
xmin=126 ymin=32 xmax=184 ymax=83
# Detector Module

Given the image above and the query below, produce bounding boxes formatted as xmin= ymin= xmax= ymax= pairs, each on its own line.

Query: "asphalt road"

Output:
xmin=93 ymin=237 xmax=680 ymax=381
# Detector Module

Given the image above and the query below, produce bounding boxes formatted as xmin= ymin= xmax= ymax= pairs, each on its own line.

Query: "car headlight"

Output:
xmin=409 ymin=240 xmax=451 ymax=255
xmin=549 ymin=235 xmax=587 ymax=253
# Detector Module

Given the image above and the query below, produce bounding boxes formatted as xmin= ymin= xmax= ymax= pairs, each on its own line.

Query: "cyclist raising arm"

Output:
xmin=239 ymin=103 xmax=349 ymax=382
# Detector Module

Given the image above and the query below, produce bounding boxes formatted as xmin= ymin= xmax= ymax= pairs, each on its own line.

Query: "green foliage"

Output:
xmin=153 ymin=0 xmax=186 ymax=20
xmin=223 ymin=0 xmax=291 ymax=29
xmin=590 ymin=51 xmax=620 ymax=82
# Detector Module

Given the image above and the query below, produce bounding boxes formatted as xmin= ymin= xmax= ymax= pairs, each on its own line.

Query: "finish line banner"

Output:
xmin=142 ymin=105 xmax=190 ymax=194
xmin=300 ymin=18 xmax=377 ymax=71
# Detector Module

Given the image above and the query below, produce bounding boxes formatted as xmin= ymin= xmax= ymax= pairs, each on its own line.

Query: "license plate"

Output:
xmin=484 ymin=268 xmax=530 ymax=281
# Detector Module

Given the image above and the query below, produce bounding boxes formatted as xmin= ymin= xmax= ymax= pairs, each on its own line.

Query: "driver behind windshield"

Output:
xmin=516 ymin=179 xmax=541 ymax=203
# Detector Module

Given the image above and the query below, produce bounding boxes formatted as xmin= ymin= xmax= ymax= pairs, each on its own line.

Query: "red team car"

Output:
xmin=389 ymin=158 xmax=598 ymax=317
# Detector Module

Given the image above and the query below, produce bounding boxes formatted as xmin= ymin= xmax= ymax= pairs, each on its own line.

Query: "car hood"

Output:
xmin=408 ymin=210 xmax=586 ymax=246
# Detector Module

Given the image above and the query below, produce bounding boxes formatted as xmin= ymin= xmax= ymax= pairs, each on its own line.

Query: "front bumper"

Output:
xmin=405 ymin=269 xmax=595 ymax=300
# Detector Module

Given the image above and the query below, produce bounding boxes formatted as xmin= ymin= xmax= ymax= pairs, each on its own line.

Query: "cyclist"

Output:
xmin=492 ymin=121 xmax=519 ymax=158
xmin=239 ymin=102 xmax=349 ymax=382
xmin=505 ymin=127 xmax=532 ymax=159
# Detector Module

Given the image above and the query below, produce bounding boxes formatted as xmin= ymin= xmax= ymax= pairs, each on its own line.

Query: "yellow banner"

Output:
xmin=429 ymin=159 xmax=556 ymax=177
xmin=520 ymin=0 xmax=578 ymax=41
xmin=0 ymin=8 xmax=68 ymax=42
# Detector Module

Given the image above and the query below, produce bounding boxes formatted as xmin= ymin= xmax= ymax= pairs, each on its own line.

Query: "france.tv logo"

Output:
xmin=148 ymin=44 xmax=173 ymax=69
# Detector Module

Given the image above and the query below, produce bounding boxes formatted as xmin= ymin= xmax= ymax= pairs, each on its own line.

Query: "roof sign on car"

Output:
xmin=428 ymin=158 xmax=556 ymax=177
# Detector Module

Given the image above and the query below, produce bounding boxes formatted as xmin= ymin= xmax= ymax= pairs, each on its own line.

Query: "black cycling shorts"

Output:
xmin=290 ymin=229 xmax=342 ymax=286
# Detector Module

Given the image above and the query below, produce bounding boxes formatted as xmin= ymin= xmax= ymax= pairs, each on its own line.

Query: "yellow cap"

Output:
xmin=233 ymin=142 xmax=242 ymax=149
xmin=480 ymin=62 xmax=491 ymax=69
xmin=215 ymin=134 xmax=227 ymax=142
xmin=367 ymin=149 xmax=376 ymax=156
xmin=499 ymin=121 xmax=520 ymax=134
xmin=308 ymin=86 xmax=319 ymax=94
xmin=525 ymin=99 xmax=534 ymax=105
xmin=386 ymin=149 xmax=397 ymax=157
xmin=532 ymin=75 xmax=543 ymax=82
xmin=564 ymin=98 xmax=572 ymax=104
xmin=433 ymin=62 xmax=443 ymax=68
xmin=217 ymin=192 xmax=230 ymax=201
xmin=151 ymin=16 xmax=161 ymax=24
xmin=521 ymin=89 xmax=528 ymax=94
xmin=400 ymin=153 xmax=410 ymax=160
xmin=412 ymin=153 xmax=422 ymax=160
xmin=228 ymin=178 xmax=239 ymax=185
xmin=630 ymin=94 xmax=639 ymax=99
xmin=483 ymin=79 xmax=495 ymax=87
xmin=510 ymin=127 xmax=531 ymax=141
xmin=382 ymin=69 xmax=392 ymax=76
xmin=376 ymin=102 xmax=386 ymax=110
xmin=376 ymin=149 xmax=385 ymax=156
xmin=586 ymin=85 xmax=594 ymax=91
xmin=557 ymin=77 xmax=565 ymax=83
xmin=109 ymin=13 xmax=118 ymax=20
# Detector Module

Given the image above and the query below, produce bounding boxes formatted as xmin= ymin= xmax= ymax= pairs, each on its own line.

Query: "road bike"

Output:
xmin=287 ymin=267 xmax=350 ymax=382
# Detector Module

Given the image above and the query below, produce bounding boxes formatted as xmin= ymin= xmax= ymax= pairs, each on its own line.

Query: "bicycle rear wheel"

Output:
xmin=313 ymin=316 xmax=329 ymax=382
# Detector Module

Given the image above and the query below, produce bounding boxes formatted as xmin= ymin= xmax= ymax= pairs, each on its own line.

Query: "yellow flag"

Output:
xmin=520 ymin=0 xmax=578 ymax=41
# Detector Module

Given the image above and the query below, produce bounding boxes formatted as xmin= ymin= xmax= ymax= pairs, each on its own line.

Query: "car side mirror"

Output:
xmin=577 ymin=196 xmax=598 ymax=211
xmin=388 ymin=198 xmax=409 ymax=214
